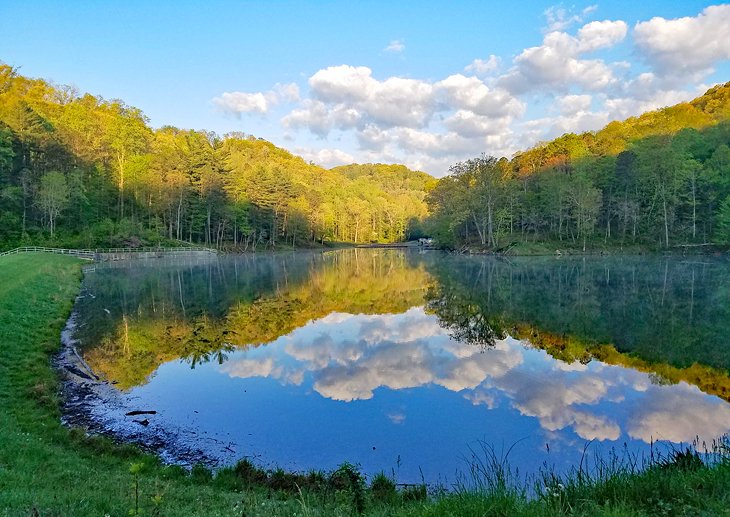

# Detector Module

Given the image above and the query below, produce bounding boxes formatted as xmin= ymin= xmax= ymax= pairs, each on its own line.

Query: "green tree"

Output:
xmin=717 ymin=195 xmax=730 ymax=243
xmin=569 ymin=172 xmax=602 ymax=251
xmin=107 ymin=103 xmax=150 ymax=218
xmin=38 ymin=171 xmax=69 ymax=238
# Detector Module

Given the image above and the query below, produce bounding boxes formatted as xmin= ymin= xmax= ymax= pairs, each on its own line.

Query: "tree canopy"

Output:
xmin=0 ymin=65 xmax=432 ymax=249
xmin=426 ymin=82 xmax=730 ymax=249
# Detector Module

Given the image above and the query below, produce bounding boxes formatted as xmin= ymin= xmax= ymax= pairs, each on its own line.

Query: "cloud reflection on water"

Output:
xmin=219 ymin=307 xmax=730 ymax=445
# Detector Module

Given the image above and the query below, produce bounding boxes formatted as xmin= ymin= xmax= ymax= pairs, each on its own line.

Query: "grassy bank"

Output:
xmin=1 ymin=252 xmax=730 ymax=516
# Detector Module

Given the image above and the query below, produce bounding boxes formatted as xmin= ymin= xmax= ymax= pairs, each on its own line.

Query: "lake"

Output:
xmin=68 ymin=249 xmax=730 ymax=484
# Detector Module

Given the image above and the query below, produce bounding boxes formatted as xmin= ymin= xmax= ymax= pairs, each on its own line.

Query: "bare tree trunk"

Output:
xmin=207 ymin=206 xmax=212 ymax=245
xmin=472 ymin=213 xmax=486 ymax=245
xmin=692 ymin=174 xmax=697 ymax=240
xmin=662 ymin=195 xmax=670 ymax=248
xmin=176 ymin=193 xmax=183 ymax=241
xmin=117 ymin=151 xmax=126 ymax=219
xmin=487 ymin=201 xmax=494 ymax=247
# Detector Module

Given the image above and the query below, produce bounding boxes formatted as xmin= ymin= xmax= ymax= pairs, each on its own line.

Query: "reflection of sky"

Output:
xmin=127 ymin=307 xmax=730 ymax=482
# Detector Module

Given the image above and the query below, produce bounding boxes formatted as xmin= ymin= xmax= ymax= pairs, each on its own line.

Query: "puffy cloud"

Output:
xmin=213 ymin=5 xmax=726 ymax=176
xmin=283 ymin=99 xmax=361 ymax=136
xmin=465 ymin=55 xmax=501 ymax=76
xmin=309 ymin=65 xmax=376 ymax=103
xmin=224 ymin=308 xmax=523 ymax=402
xmin=213 ymin=82 xmax=300 ymax=116
xmin=603 ymin=73 xmax=706 ymax=120
xmin=295 ymin=147 xmax=355 ymax=168
xmin=497 ymin=21 xmax=625 ymax=95
xmin=384 ymin=39 xmax=405 ymax=53
xmin=305 ymin=65 xmax=436 ymax=129
xmin=279 ymin=65 xmax=525 ymax=172
xmin=634 ymin=5 xmax=730 ymax=76
xmin=358 ymin=311 xmax=446 ymax=343
xmin=627 ymin=384 xmax=730 ymax=443
xmin=500 ymin=367 xmax=621 ymax=441
xmin=356 ymin=124 xmax=392 ymax=151
xmin=556 ymin=94 xmax=593 ymax=116
xmin=604 ymin=92 xmax=691 ymax=121
xmin=436 ymin=74 xmax=525 ymax=118
xmin=577 ymin=20 xmax=628 ymax=53
xmin=572 ymin=412 xmax=622 ymax=441
xmin=216 ymin=306 xmax=730 ymax=447
xmin=444 ymin=110 xmax=512 ymax=138
xmin=313 ymin=343 xmax=439 ymax=401
xmin=545 ymin=110 xmax=610 ymax=139
xmin=213 ymin=91 xmax=270 ymax=115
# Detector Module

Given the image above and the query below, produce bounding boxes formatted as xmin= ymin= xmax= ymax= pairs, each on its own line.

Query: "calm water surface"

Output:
xmin=72 ymin=250 xmax=730 ymax=483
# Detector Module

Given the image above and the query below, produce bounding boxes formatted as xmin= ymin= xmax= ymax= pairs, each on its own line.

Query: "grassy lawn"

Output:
xmin=1 ymin=252 xmax=729 ymax=516
xmin=0 ymin=254 xmax=246 ymax=516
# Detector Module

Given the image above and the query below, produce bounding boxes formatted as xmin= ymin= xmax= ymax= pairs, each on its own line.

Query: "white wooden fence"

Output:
xmin=0 ymin=246 xmax=217 ymax=261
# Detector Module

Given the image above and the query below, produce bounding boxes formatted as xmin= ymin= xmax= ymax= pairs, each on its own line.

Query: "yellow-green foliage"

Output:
xmin=83 ymin=252 xmax=432 ymax=388
xmin=428 ymin=82 xmax=730 ymax=249
xmin=0 ymin=65 xmax=431 ymax=249
xmin=515 ymin=323 xmax=730 ymax=402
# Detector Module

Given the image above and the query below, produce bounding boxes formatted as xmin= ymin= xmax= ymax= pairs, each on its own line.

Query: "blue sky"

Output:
xmin=2 ymin=1 xmax=730 ymax=176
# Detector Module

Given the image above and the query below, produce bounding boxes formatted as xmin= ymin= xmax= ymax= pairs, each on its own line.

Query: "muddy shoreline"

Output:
xmin=54 ymin=297 xmax=238 ymax=468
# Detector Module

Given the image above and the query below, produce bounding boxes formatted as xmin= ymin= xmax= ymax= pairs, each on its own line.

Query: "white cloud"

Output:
xmin=556 ymin=94 xmax=593 ymax=116
xmin=499 ymin=367 xmax=621 ymax=441
xmin=634 ymin=5 xmax=730 ymax=76
xmin=283 ymin=99 xmax=361 ymax=137
xmin=309 ymin=65 xmax=376 ymax=104
xmin=465 ymin=389 xmax=497 ymax=409
xmin=307 ymin=65 xmax=435 ymax=129
xmin=213 ymin=91 xmax=270 ymax=115
xmin=384 ymin=39 xmax=405 ymax=53
xmin=393 ymin=128 xmax=496 ymax=157
xmin=444 ymin=110 xmax=512 ymax=138
xmin=273 ymin=82 xmax=300 ymax=103
xmin=213 ymin=4 xmax=727 ymax=176
xmin=604 ymin=74 xmax=707 ymax=120
xmin=216 ymin=307 xmax=730 ymax=446
xmin=220 ymin=357 xmax=281 ymax=378
xmin=604 ymin=92 xmax=691 ymax=121
xmin=465 ymin=55 xmax=501 ymax=76
xmin=436 ymin=74 xmax=525 ymax=118
xmin=277 ymin=65 xmax=524 ymax=174
xmin=547 ymin=110 xmax=610 ymax=137
xmin=213 ymin=82 xmax=300 ymax=116
xmin=528 ymin=97 xmax=610 ymax=141
xmin=627 ymin=384 xmax=730 ymax=443
xmin=577 ymin=20 xmax=628 ymax=53
xmin=295 ymin=147 xmax=355 ymax=168
xmin=388 ymin=412 xmax=406 ymax=424
xmin=497 ymin=21 xmax=626 ymax=95
xmin=544 ymin=4 xmax=598 ymax=32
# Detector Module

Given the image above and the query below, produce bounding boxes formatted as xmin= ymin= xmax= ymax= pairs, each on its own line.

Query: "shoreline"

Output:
xmin=55 ymin=303 xmax=231 ymax=469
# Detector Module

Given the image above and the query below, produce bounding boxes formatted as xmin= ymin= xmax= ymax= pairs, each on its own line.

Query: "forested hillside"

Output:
xmin=4 ymin=62 xmax=729 ymax=253
xmin=427 ymin=82 xmax=730 ymax=250
xmin=0 ymin=65 xmax=432 ymax=249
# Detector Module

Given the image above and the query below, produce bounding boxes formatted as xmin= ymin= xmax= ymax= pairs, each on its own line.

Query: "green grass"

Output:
xmin=1 ymin=252 xmax=730 ymax=516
